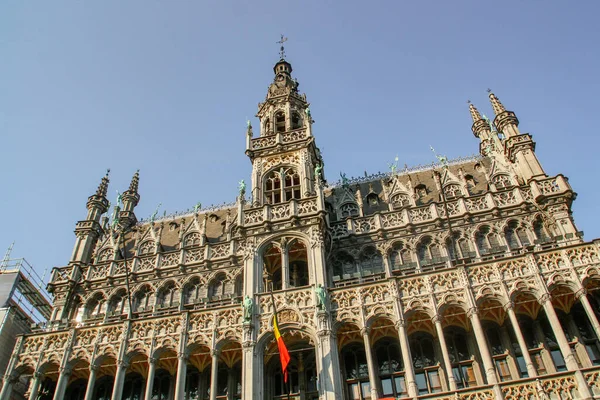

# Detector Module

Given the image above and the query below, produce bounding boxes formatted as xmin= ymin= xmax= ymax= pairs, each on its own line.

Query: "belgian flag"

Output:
xmin=272 ymin=294 xmax=291 ymax=383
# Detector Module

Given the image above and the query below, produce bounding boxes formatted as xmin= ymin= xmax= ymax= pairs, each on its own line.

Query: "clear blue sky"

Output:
xmin=2 ymin=1 xmax=599 ymax=277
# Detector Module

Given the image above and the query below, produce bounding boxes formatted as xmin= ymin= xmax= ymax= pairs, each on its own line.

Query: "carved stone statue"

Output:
xmin=314 ymin=164 xmax=323 ymax=180
xmin=115 ymin=190 xmax=123 ymax=207
xmin=243 ymin=295 xmax=254 ymax=322
xmin=315 ymin=284 xmax=327 ymax=311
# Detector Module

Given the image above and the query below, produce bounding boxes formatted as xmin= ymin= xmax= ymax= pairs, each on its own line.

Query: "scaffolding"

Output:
xmin=0 ymin=243 xmax=52 ymax=331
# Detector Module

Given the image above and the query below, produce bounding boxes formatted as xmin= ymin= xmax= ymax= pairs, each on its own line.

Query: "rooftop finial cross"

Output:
xmin=277 ymin=34 xmax=288 ymax=59
xmin=487 ymin=88 xmax=492 ymax=93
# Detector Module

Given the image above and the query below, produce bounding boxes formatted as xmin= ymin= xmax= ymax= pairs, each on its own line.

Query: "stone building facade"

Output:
xmin=2 ymin=56 xmax=600 ymax=400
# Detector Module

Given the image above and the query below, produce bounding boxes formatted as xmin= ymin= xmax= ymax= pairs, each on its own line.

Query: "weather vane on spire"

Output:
xmin=276 ymin=34 xmax=288 ymax=59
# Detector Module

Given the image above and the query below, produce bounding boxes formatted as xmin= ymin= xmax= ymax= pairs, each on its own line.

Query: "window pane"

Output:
xmin=347 ymin=383 xmax=360 ymax=400
xmin=532 ymin=352 xmax=547 ymax=375
xmin=585 ymin=343 xmax=600 ymax=365
xmin=495 ymin=358 xmax=511 ymax=382
xmin=516 ymin=355 xmax=529 ymax=378
xmin=551 ymin=349 xmax=567 ymax=372
xmin=381 ymin=377 xmax=393 ymax=396
xmin=361 ymin=381 xmax=371 ymax=399
xmin=415 ymin=373 xmax=428 ymax=394
xmin=428 ymin=370 xmax=442 ymax=393
xmin=394 ymin=376 xmax=407 ymax=396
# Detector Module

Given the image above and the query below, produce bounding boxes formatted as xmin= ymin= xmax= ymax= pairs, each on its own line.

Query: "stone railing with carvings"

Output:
xmin=532 ymin=175 xmax=572 ymax=199
xmin=243 ymin=197 xmax=319 ymax=226
xmin=250 ymin=128 xmax=308 ymax=150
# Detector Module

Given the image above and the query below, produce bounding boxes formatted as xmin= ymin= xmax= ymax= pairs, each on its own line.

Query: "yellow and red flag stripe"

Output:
xmin=273 ymin=303 xmax=291 ymax=382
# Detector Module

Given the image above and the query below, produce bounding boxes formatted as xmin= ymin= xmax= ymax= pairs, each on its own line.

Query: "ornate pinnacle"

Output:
xmin=96 ymin=169 xmax=110 ymax=198
xmin=469 ymin=102 xmax=483 ymax=123
xmin=128 ymin=170 xmax=140 ymax=194
xmin=488 ymin=89 xmax=506 ymax=115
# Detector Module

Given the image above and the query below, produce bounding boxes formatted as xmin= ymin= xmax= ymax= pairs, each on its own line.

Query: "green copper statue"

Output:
xmin=150 ymin=202 xmax=162 ymax=223
xmin=194 ymin=202 xmax=202 ymax=214
xmin=314 ymin=163 xmax=323 ymax=179
xmin=340 ymin=172 xmax=349 ymax=187
xmin=482 ymin=114 xmax=495 ymax=132
xmin=238 ymin=179 xmax=246 ymax=196
xmin=315 ymin=284 xmax=327 ymax=311
xmin=305 ymin=107 xmax=311 ymax=119
xmin=242 ymin=295 xmax=254 ymax=322
xmin=388 ymin=155 xmax=399 ymax=175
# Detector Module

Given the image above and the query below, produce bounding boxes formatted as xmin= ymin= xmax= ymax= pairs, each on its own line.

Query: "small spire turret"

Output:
xmin=487 ymin=89 xmax=520 ymax=138
xmin=128 ymin=169 xmax=139 ymax=193
xmin=95 ymin=169 xmax=110 ymax=198
xmin=120 ymin=170 xmax=141 ymax=229
xmin=488 ymin=90 xmax=506 ymax=115
xmin=469 ymin=102 xmax=490 ymax=139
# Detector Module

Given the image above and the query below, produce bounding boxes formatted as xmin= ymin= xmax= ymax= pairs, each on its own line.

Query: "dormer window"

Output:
xmin=340 ymin=203 xmax=359 ymax=218
xmin=276 ymin=111 xmax=286 ymax=133
xmin=391 ymin=193 xmax=411 ymax=209
xmin=265 ymin=168 xmax=301 ymax=204
xmin=443 ymin=184 xmax=461 ymax=199
xmin=493 ymin=174 xmax=512 ymax=190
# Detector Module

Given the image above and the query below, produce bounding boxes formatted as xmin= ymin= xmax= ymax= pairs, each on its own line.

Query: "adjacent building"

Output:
xmin=2 ymin=54 xmax=600 ymax=400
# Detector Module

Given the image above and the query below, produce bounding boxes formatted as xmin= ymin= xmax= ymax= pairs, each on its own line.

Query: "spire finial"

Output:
xmin=276 ymin=34 xmax=288 ymax=60
xmin=488 ymin=89 xmax=506 ymax=115
xmin=128 ymin=169 xmax=140 ymax=193
xmin=96 ymin=169 xmax=110 ymax=197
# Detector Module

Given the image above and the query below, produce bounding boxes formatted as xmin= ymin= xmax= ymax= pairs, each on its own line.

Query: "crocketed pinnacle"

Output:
xmin=488 ymin=91 xmax=506 ymax=115
xmin=96 ymin=169 xmax=110 ymax=198
xmin=469 ymin=103 xmax=483 ymax=123
xmin=128 ymin=170 xmax=140 ymax=193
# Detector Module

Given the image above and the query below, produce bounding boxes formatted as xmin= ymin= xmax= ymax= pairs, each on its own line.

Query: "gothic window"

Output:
xmin=409 ymin=332 xmax=442 ymax=394
xmin=366 ymin=192 xmax=379 ymax=206
xmin=184 ymin=277 xmax=202 ymax=304
xmin=417 ymin=237 xmax=443 ymax=267
xmin=443 ymin=184 xmax=461 ymax=199
xmin=539 ymin=314 xmax=567 ymax=372
xmin=493 ymin=174 xmax=512 ymax=189
xmin=571 ymin=302 xmax=600 ymax=365
xmin=375 ymin=339 xmax=407 ymax=398
xmin=208 ymin=274 xmax=227 ymax=300
xmin=518 ymin=315 xmax=548 ymax=375
xmin=152 ymin=370 xmax=172 ymax=400
xmin=107 ymin=289 xmax=127 ymax=317
xmin=138 ymin=241 xmax=154 ymax=256
xmin=288 ymin=240 xmax=309 ymax=287
xmin=505 ymin=221 xmax=532 ymax=249
xmin=291 ymin=112 xmax=302 ymax=129
xmin=264 ymin=168 xmax=301 ymax=204
xmin=340 ymin=202 xmax=359 ymax=218
xmin=533 ymin=217 xmax=550 ymax=242
xmin=389 ymin=242 xmax=415 ymax=271
xmin=263 ymin=244 xmax=282 ymax=291
xmin=331 ymin=252 xmax=357 ymax=281
xmin=465 ymin=174 xmax=477 ymax=194
xmin=475 ymin=226 xmax=505 ymax=255
xmin=69 ymin=296 xmax=84 ymax=322
xmin=84 ymin=293 xmax=106 ymax=320
xmin=275 ymin=111 xmax=286 ymax=133
xmin=359 ymin=247 xmax=384 ymax=276
xmin=122 ymin=373 xmax=144 ymax=400
xmin=444 ymin=328 xmax=477 ymax=388
xmin=157 ymin=281 xmax=178 ymax=308
xmin=133 ymin=285 xmax=153 ymax=313
xmin=341 ymin=344 xmax=371 ymax=399
xmin=92 ymin=376 xmax=113 ymax=400
xmin=65 ymin=379 xmax=87 ymax=400
xmin=484 ymin=322 xmax=512 ymax=381
xmin=184 ymin=232 xmax=202 ymax=247
xmin=264 ymin=118 xmax=272 ymax=135
xmin=446 ymin=233 xmax=475 ymax=261
xmin=390 ymin=193 xmax=411 ymax=209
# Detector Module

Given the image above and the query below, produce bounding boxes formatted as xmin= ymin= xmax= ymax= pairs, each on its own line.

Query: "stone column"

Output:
xmin=433 ymin=315 xmax=457 ymax=391
xmin=540 ymin=294 xmax=593 ymax=399
xmin=361 ymin=327 xmax=379 ymax=399
xmin=83 ymin=365 xmax=98 ymax=400
xmin=174 ymin=353 xmax=188 ymax=400
xmin=316 ymin=320 xmax=343 ymax=400
xmin=27 ymin=371 xmax=43 ymax=400
xmin=0 ymin=375 xmax=17 ymax=400
xmin=110 ymin=360 xmax=129 ymax=400
xmin=282 ymin=245 xmax=289 ymax=290
xmin=468 ymin=308 xmax=504 ymax=399
xmin=395 ymin=320 xmax=417 ymax=398
xmin=241 ymin=325 xmax=255 ymax=400
xmin=210 ymin=349 xmax=220 ymax=400
xmin=505 ymin=303 xmax=537 ymax=378
xmin=579 ymin=292 xmax=600 ymax=341
xmin=144 ymin=358 xmax=157 ymax=400
xmin=52 ymin=366 xmax=72 ymax=400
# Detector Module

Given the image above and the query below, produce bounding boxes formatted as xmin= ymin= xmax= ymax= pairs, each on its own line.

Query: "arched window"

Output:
xmin=208 ymin=274 xmax=226 ymax=300
xmin=389 ymin=242 xmax=415 ymax=272
xmin=85 ymin=293 xmax=106 ymax=320
xmin=122 ymin=373 xmax=144 ymax=400
xmin=375 ymin=339 xmax=407 ymax=398
xmin=341 ymin=344 xmax=371 ymax=399
xmin=65 ymin=379 xmax=87 ymax=400
xmin=465 ymin=174 xmax=477 ymax=194
xmin=518 ymin=315 xmax=549 ymax=375
xmin=263 ymin=244 xmax=282 ymax=291
xmin=184 ymin=366 xmax=210 ymax=400
xmin=443 ymin=184 xmax=461 ymax=199
xmin=475 ymin=226 xmax=505 ymax=255
xmin=493 ymin=174 xmax=512 ymax=189
xmin=275 ymin=111 xmax=286 ymax=133
xmin=359 ymin=247 xmax=384 ymax=276
xmin=571 ymin=302 xmax=600 ymax=365
xmin=444 ymin=327 xmax=477 ymax=388
xmin=184 ymin=277 xmax=202 ymax=304
xmin=409 ymin=332 xmax=442 ymax=394
xmin=93 ymin=376 xmax=113 ymax=400
xmin=133 ymin=286 xmax=153 ymax=313
xmin=483 ymin=322 xmax=512 ymax=382
xmin=289 ymin=240 xmax=309 ymax=287
xmin=184 ymin=232 xmax=201 ymax=247
xmin=291 ymin=112 xmax=302 ymax=129
xmin=138 ymin=241 xmax=154 ymax=256
xmin=533 ymin=217 xmax=550 ymax=242
xmin=107 ymin=289 xmax=127 ymax=317
xmin=390 ymin=193 xmax=411 ymax=209
xmin=505 ymin=221 xmax=531 ymax=249
xmin=264 ymin=118 xmax=272 ymax=135
xmin=97 ymin=248 xmax=114 ymax=262
xmin=417 ymin=237 xmax=443 ymax=267
xmin=340 ymin=203 xmax=359 ymax=218
xmin=265 ymin=168 xmax=301 ymax=204
xmin=152 ymin=370 xmax=172 ymax=400
xmin=331 ymin=252 xmax=357 ymax=281
xmin=157 ymin=281 xmax=178 ymax=308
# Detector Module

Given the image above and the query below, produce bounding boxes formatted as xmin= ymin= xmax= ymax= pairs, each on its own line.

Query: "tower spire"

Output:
xmin=469 ymin=101 xmax=490 ymax=139
xmin=468 ymin=101 xmax=482 ymax=123
xmin=120 ymin=170 xmax=141 ymax=228
xmin=96 ymin=169 xmax=110 ymax=197
xmin=487 ymin=89 xmax=506 ymax=115
xmin=128 ymin=169 xmax=140 ymax=194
